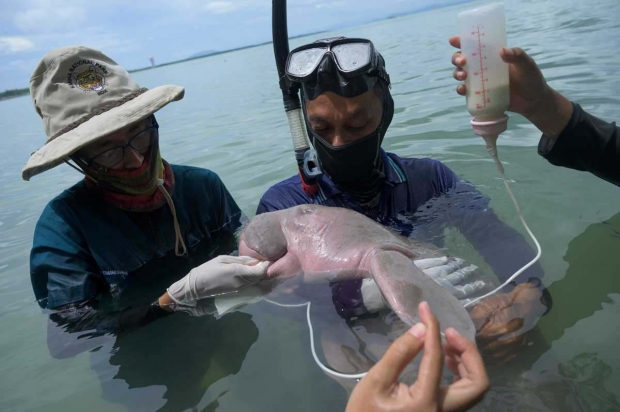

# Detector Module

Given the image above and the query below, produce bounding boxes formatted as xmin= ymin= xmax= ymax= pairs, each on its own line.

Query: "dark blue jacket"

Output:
xmin=257 ymin=150 xmax=544 ymax=285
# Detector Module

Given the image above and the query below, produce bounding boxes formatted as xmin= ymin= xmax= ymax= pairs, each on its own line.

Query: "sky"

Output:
xmin=0 ymin=0 xmax=467 ymax=91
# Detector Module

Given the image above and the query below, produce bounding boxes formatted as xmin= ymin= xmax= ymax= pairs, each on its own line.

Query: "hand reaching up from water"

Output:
xmin=345 ymin=301 xmax=489 ymax=412
xmin=470 ymin=282 xmax=548 ymax=363
xmin=449 ymin=35 xmax=573 ymax=139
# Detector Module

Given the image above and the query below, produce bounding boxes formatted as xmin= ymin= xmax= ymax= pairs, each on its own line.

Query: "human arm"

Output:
xmin=33 ymin=200 xmax=267 ymax=358
xmin=538 ymin=103 xmax=620 ymax=186
xmin=345 ymin=301 xmax=489 ymax=412
xmin=426 ymin=167 xmax=550 ymax=359
xmin=42 ymin=254 xmax=269 ymax=359
xmin=450 ymin=36 xmax=620 ymax=186
xmin=45 ymin=299 xmax=173 ymax=359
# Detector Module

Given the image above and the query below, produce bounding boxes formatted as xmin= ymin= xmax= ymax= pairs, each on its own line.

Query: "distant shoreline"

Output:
xmin=0 ymin=31 xmax=322 ymax=102
xmin=0 ymin=0 xmax=474 ymax=102
xmin=0 ymin=88 xmax=29 ymax=101
xmin=128 ymin=30 xmax=325 ymax=74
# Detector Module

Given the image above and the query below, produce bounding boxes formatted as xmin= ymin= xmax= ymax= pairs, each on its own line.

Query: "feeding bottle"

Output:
xmin=459 ymin=3 xmax=509 ymax=122
xmin=459 ymin=2 xmax=511 ymax=158
xmin=455 ymin=3 xmax=543 ymax=310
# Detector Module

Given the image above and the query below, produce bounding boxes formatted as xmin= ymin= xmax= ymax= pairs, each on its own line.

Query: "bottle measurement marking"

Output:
xmin=471 ymin=25 xmax=489 ymax=110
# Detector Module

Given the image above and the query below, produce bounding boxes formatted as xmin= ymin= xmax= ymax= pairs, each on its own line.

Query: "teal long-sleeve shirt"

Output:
xmin=30 ymin=165 xmax=242 ymax=356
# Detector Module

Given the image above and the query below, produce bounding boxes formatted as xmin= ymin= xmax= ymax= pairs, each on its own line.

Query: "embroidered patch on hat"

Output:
xmin=66 ymin=60 xmax=109 ymax=95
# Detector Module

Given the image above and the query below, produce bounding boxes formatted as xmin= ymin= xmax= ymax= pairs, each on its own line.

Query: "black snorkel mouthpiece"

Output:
xmin=272 ymin=0 xmax=322 ymax=195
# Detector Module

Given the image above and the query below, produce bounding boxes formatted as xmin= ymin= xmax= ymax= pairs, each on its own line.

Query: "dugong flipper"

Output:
xmin=369 ymin=250 xmax=475 ymax=341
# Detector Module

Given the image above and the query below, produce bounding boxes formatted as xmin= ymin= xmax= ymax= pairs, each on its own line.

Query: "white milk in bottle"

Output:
xmin=459 ymin=3 xmax=510 ymax=121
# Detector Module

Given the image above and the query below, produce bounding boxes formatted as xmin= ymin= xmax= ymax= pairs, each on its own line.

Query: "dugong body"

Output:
xmin=239 ymin=204 xmax=476 ymax=341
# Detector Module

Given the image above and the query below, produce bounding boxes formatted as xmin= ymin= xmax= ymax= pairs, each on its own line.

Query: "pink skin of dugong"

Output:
xmin=238 ymin=205 xmax=475 ymax=341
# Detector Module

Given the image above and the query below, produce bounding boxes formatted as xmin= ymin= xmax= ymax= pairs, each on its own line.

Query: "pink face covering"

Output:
xmin=83 ymin=145 xmax=175 ymax=212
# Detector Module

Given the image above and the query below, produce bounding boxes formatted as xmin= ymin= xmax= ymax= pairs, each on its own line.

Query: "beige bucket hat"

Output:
xmin=22 ymin=46 xmax=185 ymax=181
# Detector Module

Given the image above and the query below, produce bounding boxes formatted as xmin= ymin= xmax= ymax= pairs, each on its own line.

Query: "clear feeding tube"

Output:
xmin=458 ymin=2 xmax=543 ymax=306
xmin=463 ymin=123 xmax=542 ymax=308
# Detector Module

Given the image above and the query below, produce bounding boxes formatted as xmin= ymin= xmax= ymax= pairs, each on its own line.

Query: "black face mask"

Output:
xmin=304 ymin=80 xmax=395 ymax=205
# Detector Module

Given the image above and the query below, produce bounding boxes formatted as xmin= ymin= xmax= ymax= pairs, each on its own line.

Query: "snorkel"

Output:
xmin=272 ymin=0 xmax=322 ymax=195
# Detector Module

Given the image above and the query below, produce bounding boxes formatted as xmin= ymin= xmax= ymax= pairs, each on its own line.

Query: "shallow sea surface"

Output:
xmin=1 ymin=0 xmax=620 ymax=410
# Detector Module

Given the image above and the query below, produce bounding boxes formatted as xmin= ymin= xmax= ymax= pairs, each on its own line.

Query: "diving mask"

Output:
xmin=285 ymin=37 xmax=390 ymax=100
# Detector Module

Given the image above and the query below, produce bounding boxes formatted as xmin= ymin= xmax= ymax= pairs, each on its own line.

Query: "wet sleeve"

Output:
xmin=538 ymin=103 xmax=620 ymax=186
xmin=30 ymin=203 xmax=106 ymax=309
xmin=256 ymin=196 xmax=277 ymax=215
xmin=256 ymin=185 xmax=305 ymax=215
xmin=46 ymin=299 xmax=172 ymax=359
xmin=209 ymin=172 xmax=244 ymax=233
xmin=434 ymin=164 xmax=545 ymax=285
xmin=256 ymin=185 xmax=290 ymax=215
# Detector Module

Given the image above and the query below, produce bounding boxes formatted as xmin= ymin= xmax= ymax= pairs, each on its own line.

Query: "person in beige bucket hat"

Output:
xmin=27 ymin=46 xmax=269 ymax=350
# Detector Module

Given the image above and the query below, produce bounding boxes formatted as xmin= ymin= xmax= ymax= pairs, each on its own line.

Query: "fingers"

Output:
xmin=414 ymin=301 xmax=444 ymax=397
xmin=483 ymin=333 xmax=526 ymax=353
xmin=445 ymin=328 xmax=486 ymax=379
xmin=243 ymin=260 xmax=271 ymax=276
xmin=453 ymin=67 xmax=467 ymax=81
xmin=365 ymin=322 xmax=427 ymax=390
xmin=219 ymin=255 xmax=259 ymax=265
xmin=441 ymin=328 xmax=490 ymax=412
xmin=444 ymin=265 xmax=478 ymax=286
xmin=443 ymin=345 xmax=461 ymax=377
xmin=423 ymin=259 xmax=464 ymax=279
xmin=451 ymin=52 xmax=466 ymax=68
xmin=223 ymin=255 xmax=271 ymax=272
xmin=449 ymin=40 xmax=467 ymax=97
xmin=413 ymin=257 xmax=448 ymax=270
xmin=500 ymin=47 xmax=538 ymax=72
xmin=448 ymin=35 xmax=461 ymax=48
xmin=229 ymin=256 xmax=271 ymax=278
xmin=453 ymin=280 xmax=486 ymax=298
xmin=477 ymin=317 xmax=524 ymax=344
xmin=451 ymin=51 xmax=467 ymax=96
xmin=512 ymin=282 xmax=544 ymax=303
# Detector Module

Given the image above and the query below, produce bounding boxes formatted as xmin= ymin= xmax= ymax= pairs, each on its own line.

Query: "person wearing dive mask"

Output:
xmin=257 ymin=37 xmax=551 ymax=361
xmin=23 ymin=46 xmax=268 ymax=357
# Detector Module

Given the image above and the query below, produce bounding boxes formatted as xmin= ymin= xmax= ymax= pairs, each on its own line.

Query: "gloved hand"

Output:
xmin=414 ymin=257 xmax=485 ymax=299
xmin=167 ymin=255 xmax=270 ymax=308
xmin=362 ymin=256 xmax=484 ymax=312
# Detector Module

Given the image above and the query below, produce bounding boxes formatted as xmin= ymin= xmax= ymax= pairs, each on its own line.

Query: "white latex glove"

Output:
xmin=361 ymin=256 xmax=485 ymax=312
xmin=414 ymin=257 xmax=484 ymax=299
xmin=167 ymin=255 xmax=270 ymax=307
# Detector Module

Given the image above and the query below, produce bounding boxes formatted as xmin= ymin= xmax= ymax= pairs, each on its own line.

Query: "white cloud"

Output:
xmin=0 ymin=37 xmax=35 ymax=54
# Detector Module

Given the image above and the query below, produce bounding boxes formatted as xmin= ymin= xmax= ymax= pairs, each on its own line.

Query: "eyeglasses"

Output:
xmin=84 ymin=122 xmax=159 ymax=169
xmin=285 ymin=38 xmax=378 ymax=82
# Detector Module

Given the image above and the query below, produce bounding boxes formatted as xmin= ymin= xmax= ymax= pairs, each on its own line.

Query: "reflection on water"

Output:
xmin=540 ymin=212 xmax=620 ymax=343
xmin=100 ymin=312 xmax=258 ymax=412
xmin=473 ymin=213 xmax=620 ymax=411
xmin=479 ymin=352 xmax=620 ymax=412
xmin=1 ymin=0 xmax=620 ymax=410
